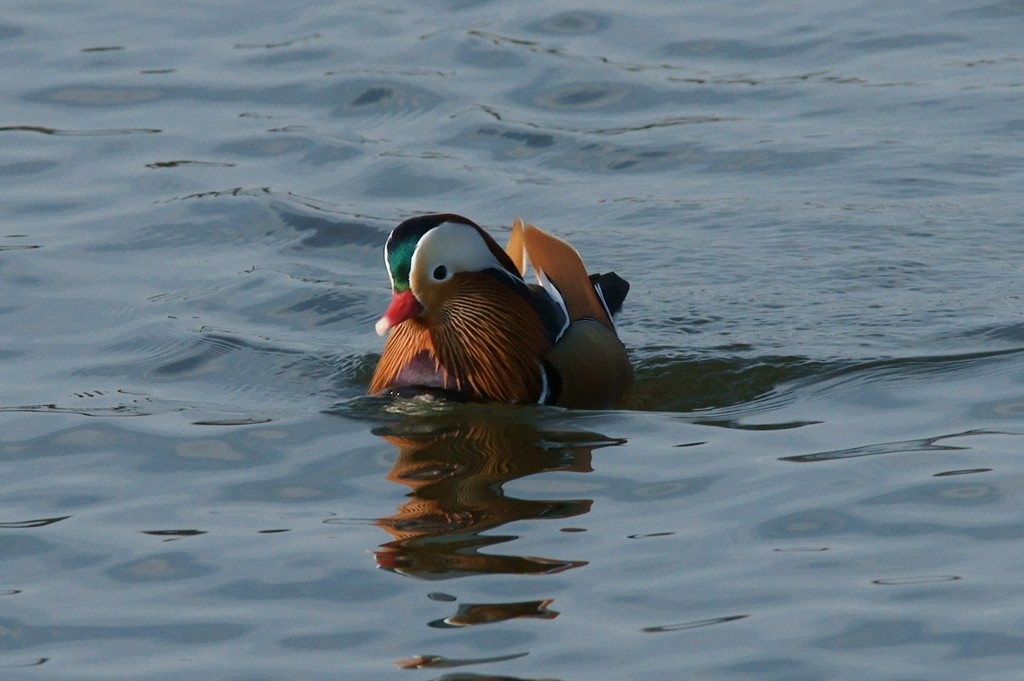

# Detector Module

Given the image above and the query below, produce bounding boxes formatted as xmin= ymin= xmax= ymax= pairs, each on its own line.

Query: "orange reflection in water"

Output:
xmin=373 ymin=413 xmax=623 ymax=580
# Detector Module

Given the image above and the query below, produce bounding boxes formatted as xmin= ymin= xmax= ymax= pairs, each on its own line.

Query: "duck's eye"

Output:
xmin=432 ymin=265 xmax=448 ymax=280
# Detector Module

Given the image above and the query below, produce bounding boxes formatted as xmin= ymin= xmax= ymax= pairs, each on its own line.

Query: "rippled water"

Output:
xmin=3 ymin=1 xmax=1024 ymax=679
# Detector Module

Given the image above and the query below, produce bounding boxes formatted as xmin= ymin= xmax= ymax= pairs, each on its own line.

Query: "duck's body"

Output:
xmin=369 ymin=214 xmax=630 ymax=408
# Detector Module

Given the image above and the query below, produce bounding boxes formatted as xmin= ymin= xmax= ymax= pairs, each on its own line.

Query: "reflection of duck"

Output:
xmin=429 ymin=598 xmax=558 ymax=628
xmin=369 ymin=214 xmax=631 ymax=408
xmin=373 ymin=413 xmax=624 ymax=579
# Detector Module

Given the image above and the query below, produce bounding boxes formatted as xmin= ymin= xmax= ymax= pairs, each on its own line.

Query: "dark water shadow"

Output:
xmin=623 ymin=352 xmax=832 ymax=414
xmin=620 ymin=344 xmax=1024 ymax=423
xmin=780 ymin=429 xmax=1015 ymax=464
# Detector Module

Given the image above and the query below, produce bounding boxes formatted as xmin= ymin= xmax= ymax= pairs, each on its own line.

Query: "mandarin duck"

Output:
xmin=369 ymin=214 xmax=630 ymax=408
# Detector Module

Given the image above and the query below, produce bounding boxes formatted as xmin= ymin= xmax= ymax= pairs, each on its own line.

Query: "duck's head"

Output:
xmin=375 ymin=214 xmax=523 ymax=336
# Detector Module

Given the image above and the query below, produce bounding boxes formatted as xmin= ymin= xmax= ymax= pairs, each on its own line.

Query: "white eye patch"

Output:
xmin=410 ymin=221 xmax=509 ymax=288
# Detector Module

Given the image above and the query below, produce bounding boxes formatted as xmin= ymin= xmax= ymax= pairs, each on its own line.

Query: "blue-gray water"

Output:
xmin=2 ymin=1 xmax=1023 ymax=679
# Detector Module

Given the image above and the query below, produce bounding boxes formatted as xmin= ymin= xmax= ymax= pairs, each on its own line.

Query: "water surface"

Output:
xmin=2 ymin=1 xmax=1024 ymax=679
